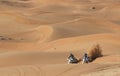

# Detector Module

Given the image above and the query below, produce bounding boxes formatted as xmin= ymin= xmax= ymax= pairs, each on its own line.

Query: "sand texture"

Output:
xmin=0 ymin=0 xmax=120 ymax=76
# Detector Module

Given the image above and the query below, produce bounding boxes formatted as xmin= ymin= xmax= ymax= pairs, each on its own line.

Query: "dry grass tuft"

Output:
xmin=88 ymin=44 xmax=103 ymax=61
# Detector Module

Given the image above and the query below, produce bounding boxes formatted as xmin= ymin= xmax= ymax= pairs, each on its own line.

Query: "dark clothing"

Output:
xmin=83 ymin=53 xmax=89 ymax=63
xmin=68 ymin=53 xmax=78 ymax=63
xmin=68 ymin=53 xmax=75 ymax=59
xmin=83 ymin=53 xmax=88 ymax=59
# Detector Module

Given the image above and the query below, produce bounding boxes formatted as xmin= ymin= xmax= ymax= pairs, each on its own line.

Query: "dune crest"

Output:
xmin=0 ymin=0 xmax=120 ymax=76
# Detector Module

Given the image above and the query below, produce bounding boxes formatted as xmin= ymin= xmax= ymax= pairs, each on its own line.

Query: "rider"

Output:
xmin=82 ymin=53 xmax=89 ymax=64
xmin=68 ymin=53 xmax=74 ymax=60
xmin=67 ymin=53 xmax=77 ymax=64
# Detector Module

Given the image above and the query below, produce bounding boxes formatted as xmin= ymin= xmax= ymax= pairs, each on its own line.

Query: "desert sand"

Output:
xmin=0 ymin=0 xmax=120 ymax=76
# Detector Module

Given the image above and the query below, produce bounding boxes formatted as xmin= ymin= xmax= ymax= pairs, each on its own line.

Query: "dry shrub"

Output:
xmin=88 ymin=44 xmax=103 ymax=61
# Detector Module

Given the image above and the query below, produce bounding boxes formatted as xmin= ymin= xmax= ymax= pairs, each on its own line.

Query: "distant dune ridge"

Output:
xmin=0 ymin=0 xmax=120 ymax=76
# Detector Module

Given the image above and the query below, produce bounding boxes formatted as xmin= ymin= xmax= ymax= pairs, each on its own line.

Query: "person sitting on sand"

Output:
xmin=67 ymin=53 xmax=78 ymax=64
xmin=82 ymin=53 xmax=89 ymax=64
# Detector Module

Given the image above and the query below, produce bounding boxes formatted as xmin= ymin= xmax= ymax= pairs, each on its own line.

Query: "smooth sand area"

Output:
xmin=0 ymin=0 xmax=120 ymax=76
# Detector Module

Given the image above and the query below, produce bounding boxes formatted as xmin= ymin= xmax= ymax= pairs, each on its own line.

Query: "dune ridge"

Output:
xmin=0 ymin=0 xmax=120 ymax=76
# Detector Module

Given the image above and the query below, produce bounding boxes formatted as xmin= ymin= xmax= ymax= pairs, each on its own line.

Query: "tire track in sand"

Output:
xmin=0 ymin=65 xmax=46 ymax=76
xmin=55 ymin=65 xmax=78 ymax=76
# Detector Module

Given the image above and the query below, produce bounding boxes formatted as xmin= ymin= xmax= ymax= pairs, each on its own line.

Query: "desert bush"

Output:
xmin=88 ymin=44 xmax=103 ymax=61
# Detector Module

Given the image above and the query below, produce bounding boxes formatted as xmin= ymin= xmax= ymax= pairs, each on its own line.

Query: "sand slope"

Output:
xmin=0 ymin=0 xmax=120 ymax=76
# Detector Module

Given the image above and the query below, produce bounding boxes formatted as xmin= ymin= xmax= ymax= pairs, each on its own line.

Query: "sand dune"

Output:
xmin=38 ymin=33 xmax=120 ymax=53
xmin=0 ymin=0 xmax=120 ymax=76
xmin=0 ymin=50 xmax=119 ymax=76
xmin=9 ymin=25 xmax=54 ymax=42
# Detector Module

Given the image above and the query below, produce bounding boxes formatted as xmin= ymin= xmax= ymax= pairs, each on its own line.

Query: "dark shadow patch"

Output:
xmin=0 ymin=0 xmax=33 ymax=8
xmin=92 ymin=7 xmax=96 ymax=10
